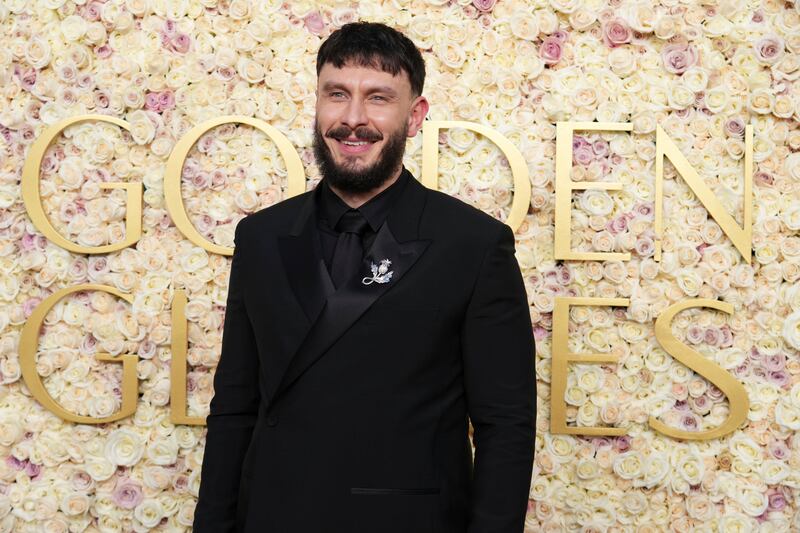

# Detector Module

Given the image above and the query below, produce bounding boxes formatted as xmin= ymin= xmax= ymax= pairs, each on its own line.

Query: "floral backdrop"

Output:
xmin=0 ymin=0 xmax=799 ymax=530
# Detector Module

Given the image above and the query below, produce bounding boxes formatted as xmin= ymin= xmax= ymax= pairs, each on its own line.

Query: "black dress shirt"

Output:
xmin=317 ymin=168 xmax=411 ymax=273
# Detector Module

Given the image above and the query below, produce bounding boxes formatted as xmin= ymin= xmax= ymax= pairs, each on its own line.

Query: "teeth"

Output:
xmin=341 ymin=140 xmax=369 ymax=146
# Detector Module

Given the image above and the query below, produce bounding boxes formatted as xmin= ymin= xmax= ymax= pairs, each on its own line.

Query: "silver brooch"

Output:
xmin=362 ymin=258 xmax=393 ymax=285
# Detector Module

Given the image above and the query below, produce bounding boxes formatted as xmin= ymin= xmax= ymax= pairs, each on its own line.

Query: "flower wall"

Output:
xmin=0 ymin=0 xmax=799 ymax=531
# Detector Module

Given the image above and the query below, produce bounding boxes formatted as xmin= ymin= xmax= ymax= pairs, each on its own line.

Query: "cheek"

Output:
xmin=370 ymin=110 xmax=407 ymax=133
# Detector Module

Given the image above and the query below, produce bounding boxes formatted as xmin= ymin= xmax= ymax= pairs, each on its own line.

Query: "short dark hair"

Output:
xmin=316 ymin=22 xmax=425 ymax=97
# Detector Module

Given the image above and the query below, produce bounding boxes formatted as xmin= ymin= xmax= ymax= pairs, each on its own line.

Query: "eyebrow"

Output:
xmin=321 ymin=82 xmax=398 ymax=97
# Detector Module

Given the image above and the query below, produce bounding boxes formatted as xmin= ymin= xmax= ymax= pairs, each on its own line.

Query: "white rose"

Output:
xmin=127 ymin=110 xmax=156 ymax=145
xmin=104 ymin=428 xmax=144 ymax=467
xmin=614 ymin=451 xmax=645 ymax=480
xmin=760 ymin=459 xmax=789 ymax=484
xmin=60 ymin=493 xmax=90 ymax=516
xmin=737 ymin=488 xmax=768 ymax=517
xmin=60 ymin=15 xmax=87 ymax=42
xmin=145 ymin=435 xmax=178 ymax=466
xmin=85 ymin=458 xmax=115 ymax=481
xmin=134 ymin=498 xmax=164 ymax=529
xmin=782 ymin=310 xmax=800 ymax=350
xmin=676 ymin=452 xmax=704 ymax=485
xmin=578 ymin=189 xmax=614 ymax=216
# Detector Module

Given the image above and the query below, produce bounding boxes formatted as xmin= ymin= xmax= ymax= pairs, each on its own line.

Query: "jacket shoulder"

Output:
xmin=235 ymin=190 xmax=312 ymax=238
xmin=422 ymin=187 xmax=507 ymax=237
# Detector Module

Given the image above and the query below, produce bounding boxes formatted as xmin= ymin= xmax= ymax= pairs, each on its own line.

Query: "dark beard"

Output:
xmin=312 ymin=120 xmax=407 ymax=194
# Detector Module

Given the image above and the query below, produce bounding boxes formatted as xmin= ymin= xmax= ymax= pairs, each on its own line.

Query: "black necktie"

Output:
xmin=330 ymin=209 xmax=370 ymax=289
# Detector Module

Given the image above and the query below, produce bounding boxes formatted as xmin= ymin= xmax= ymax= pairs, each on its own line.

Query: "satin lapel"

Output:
xmin=272 ymin=172 xmax=430 ymax=400
xmin=271 ymin=184 xmax=335 ymax=399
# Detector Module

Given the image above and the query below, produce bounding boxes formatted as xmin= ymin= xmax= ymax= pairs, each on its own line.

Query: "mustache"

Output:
xmin=325 ymin=125 xmax=383 ymax=143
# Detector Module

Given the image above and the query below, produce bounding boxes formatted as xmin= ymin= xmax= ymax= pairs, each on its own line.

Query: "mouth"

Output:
xmin=334 ymin=138 xmax=378 ymax=155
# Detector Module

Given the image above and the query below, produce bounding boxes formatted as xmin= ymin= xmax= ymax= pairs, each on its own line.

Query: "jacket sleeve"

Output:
xmin=461 ymin=222 xmax=536 ymax=533
xmin=193 ymin=218 xmax=261 ymax=532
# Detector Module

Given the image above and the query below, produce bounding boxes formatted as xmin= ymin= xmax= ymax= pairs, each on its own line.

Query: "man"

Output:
xmin=193 ymin=22 xmax=536 ymax=533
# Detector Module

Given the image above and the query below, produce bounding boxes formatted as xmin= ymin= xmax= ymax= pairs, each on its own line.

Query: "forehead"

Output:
xmin=317 ymin=62 xmax=412 ymax=93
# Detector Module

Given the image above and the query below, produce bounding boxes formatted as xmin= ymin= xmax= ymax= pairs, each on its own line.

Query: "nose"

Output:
xmin=340 ymin=96 xmax=368 ymax=131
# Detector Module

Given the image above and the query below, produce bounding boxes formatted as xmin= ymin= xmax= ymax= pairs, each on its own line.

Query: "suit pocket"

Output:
xmin=350 ymin=486 xmax=439 ymax=533
xmin=351 ymin=487 xmax=440 ymax=495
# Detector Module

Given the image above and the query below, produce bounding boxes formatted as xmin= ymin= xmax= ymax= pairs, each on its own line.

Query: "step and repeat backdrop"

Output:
xmin=1 ymin=0 xmax=799 ymax=531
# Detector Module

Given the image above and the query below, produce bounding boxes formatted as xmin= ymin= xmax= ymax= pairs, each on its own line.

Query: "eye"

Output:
xmin=329 ymin=91 xmax=346 ymax=98
xmin=370 ymin=95 xmax=387 ymax=101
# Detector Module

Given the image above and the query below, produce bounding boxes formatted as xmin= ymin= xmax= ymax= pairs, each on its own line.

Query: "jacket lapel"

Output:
xmin=272 ymin=171 xmax=430 ymax=401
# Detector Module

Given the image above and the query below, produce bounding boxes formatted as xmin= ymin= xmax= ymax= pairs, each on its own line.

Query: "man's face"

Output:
xmin=313 ymin=61 xmax=428 ymax=193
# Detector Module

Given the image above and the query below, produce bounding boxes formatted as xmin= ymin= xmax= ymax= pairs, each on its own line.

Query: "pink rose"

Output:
xmin=634 ymin=202 xmax=653 ymax=218
xmin=304 ymin=11 xmax=325 ymax=35
xmin=18 ymin=68 xmax=37 ymax=91
xmin=573 ymin=145 xmax=594 ymax=166
xmin=164 ymin=19 xmax=178 ymax=34
xmin=768 ymin=370 xmax=790 ymax=388
xmin=6 ymin=457 xmax=24 ymax=470
xmin=612 ymin=435 xmax=631 ymax=452
xmin=754 ymin=171 xmax=774 ymax=186
xmin=191 ymin=172 xmax=211 ymax=190
xmin=768 ymin=440 xmax=789 ymax=460
xmin=171 ymin=33 xmax=191 ymax=54
xmin=691 ymin=395 xmax=710 ymax=411
xmin=703 ymin=327 xmax=720 ymax=346
xmin=24 ymin=462 xmax=41 ymax=480
xmin=634 ymin=236 xmax=654 ymax=256
xmin=158 ymin=90 xmax=175 ymax=111
xmin=768 ymin=491 xmax=787 ymax=511
xmin=472 ymin=0 xmax=496 ymax=12
xmin=539 ymin=36 xmax=563 ymax=65
xmin=686 ymin=325 xmax=705 ymax=344
xmin=591 ymin=139 xmax=609 ymax=157
xmin=754 ymin=35 xmax=784 ymax=64
xmin=764 ymin=353 xmax=785 ymax=372
xmin=680 ymin=412 xmax=700 ymax=431
xmin=718 ymin=325 xmax=733 ymax=347
xmin=96 ymin=44 xmax=113 ymax=59
xmin=23 ymin=298 xmax=41 ymax=318
xmin=82 ymin=2 xmax=102 ymax=21
xmin=112 ymin=478 xmax=144 ymax=510
xmin=606 ymin=216 xmax=628 ymax=234
xmin=662 ymin=43 xmax=698 ymax=74
xmin=552 ymin=30 xmax=569 ymax=43
xmin=603 ymin=18 xmax=631 ymax=48
xmin=71 ymin=470 xmax=93 ymax=491
xmin=21 ymin=233 xmax=37 ymax=251
xmin=724 ymin=117 xmax=745 ymax=137
xmin=144 ymin=91 xmax=161 ymax=111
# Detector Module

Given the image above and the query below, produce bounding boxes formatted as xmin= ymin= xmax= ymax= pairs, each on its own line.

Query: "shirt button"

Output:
xmin=267 ymin=414 xmax=279 ymax=427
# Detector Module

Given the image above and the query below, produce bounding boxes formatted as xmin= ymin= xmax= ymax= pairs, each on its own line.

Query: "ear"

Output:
xmin=406 ymin=95 xmax=429 ymax=137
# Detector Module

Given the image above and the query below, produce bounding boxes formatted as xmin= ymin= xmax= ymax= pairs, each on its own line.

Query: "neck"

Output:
xmin=327 ymin=164 xmax=403 ymax=209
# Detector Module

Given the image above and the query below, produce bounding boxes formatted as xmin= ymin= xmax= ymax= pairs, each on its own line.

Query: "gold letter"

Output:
xmin=421 ymin=120 xmax=531 ymax=233
xmin=20 ymin=284 xmax=138 ymax=423
xmin=551 ymin=296 xmax=629 ymax=436
xmin=655 ymin=124 xmax=752 ymax=263
xmin=651 ymin=299 xmax=749 ymax=440
xmin=22 ymin=115 xmax=142 ymax=254
xmin=170 ymin=289 xmax=205 ymax=425
xmin=554 ymin=122 xmax=632 ymax=261
xmin=164 ymin=115 xmax=306 ymax=256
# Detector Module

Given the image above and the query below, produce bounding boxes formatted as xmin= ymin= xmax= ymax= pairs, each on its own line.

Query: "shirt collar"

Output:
xmin=319 ymin=167 xmax=410 ymax=233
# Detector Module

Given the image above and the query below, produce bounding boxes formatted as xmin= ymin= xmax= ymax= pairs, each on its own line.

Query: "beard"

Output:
xmin=312 ymin=119 xmax=407 ymax=194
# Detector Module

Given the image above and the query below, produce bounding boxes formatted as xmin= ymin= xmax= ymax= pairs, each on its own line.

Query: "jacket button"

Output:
xmin=267 ymin=414 xmax=279 ymax=427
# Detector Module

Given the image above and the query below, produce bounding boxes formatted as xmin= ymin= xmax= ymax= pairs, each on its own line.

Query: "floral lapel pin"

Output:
xmin=362 ymin=258 xmax=393 ymax=285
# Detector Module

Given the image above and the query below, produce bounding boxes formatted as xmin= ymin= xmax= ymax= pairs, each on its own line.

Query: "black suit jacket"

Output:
xmin=193 ymin=170 xmax=536 ymax=532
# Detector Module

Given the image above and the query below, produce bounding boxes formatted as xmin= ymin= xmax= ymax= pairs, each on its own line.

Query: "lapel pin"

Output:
xmin=362 ymin=258 xmax=393 ymax=285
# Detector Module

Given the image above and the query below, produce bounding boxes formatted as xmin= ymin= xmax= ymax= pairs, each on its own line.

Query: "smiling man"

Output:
xmin=193 ymin=22 xmax=536 ymax=533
